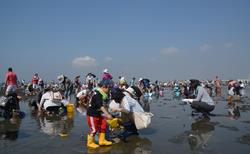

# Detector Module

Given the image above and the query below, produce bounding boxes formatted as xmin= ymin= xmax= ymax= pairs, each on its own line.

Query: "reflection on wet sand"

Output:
xmin=141 ymin=97 xmax=152 ymax=112
xmin=188 ymin=117 xmax=216 ymax=151
xmin=103 ymin=136 xmax=152 ymax=154
xmin=0 ymin=118 xmax=21 ymax=141
xmin=169 ymin=116 xmax=218 ymax=152
xmin=238 ymin=134 xmax=250 ymax=145
xmin=227 ymin=102 xmax=241 ymax=120
xmin=84 ymin=136 xmax=152 ymax=154
xmin=31 ymin=111 xmax=74 ymax=137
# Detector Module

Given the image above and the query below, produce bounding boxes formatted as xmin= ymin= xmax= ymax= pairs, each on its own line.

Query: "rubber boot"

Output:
xmin=87 ymin=135 xmax=99 ymax=149
xmin=99 ymin=133 xmax=112 ymax=146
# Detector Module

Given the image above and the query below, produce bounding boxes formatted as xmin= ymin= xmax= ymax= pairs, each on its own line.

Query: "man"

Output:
xmin=32 ymin=73 xmax=40 ymax=91
xmin=57 ymin=75 xmax=73 ymax=101
xmin=5 ymin=67 xmax=18 ymax=95
xmin=86 ymin=79 xmax=113 ymax=148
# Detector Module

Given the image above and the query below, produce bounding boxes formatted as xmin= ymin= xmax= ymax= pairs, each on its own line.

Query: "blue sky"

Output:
xmin=1 ymin=0 xmax=250 ymax=82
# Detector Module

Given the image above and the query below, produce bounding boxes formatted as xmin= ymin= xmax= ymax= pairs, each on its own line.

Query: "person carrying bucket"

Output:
xmin=86 ymin=79 xmax=113 ymax=149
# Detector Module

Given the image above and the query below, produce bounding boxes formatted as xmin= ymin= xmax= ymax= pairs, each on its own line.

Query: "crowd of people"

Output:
xmin=1 ymin=67 xmax=248 ymax=149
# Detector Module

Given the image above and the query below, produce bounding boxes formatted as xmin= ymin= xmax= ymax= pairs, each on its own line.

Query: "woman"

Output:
xmin=189 ymin=79 xmax=215 ymax=115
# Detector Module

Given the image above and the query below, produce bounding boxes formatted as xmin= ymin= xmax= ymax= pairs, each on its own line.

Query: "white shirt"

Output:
xmin=121 ymin=95 xmax=144 ymax=113
xmin=39 ymin=91 xmax=66 ymax=110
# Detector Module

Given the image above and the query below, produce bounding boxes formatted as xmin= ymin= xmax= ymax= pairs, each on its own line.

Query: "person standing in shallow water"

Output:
xmin=5 ymin=67 xmax=18 ymax=95
xmin=57 ymin=75 xmax=73 ymax=101
xmin=32 ymin=73 xmax=40 ymax=93
xmin=214 ymin=76 xmax=222 ymax=96
xmin=86 ymin=79 xmax=113 ymax=149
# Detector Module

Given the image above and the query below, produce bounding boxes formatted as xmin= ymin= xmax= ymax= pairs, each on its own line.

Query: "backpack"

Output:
xmin=0 ymin=95 xmax=20 ymax=119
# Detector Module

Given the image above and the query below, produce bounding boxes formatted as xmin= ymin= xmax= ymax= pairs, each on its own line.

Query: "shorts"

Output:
xmin=33 ymin=84 xmax=39 ymax=90
xmin=6 ymin=85 xmax=17 ymax=95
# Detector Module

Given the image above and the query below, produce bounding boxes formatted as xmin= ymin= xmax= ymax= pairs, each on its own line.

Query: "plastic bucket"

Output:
xmin=67 ymin=103 xmax=74 ymax=113
xmin=67 ymin=112 xmax=74 ymax=119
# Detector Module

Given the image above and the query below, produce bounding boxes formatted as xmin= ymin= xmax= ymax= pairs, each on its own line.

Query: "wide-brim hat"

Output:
xmin=57 ymin=75 xmax=65 ymax=83
xmin=126 ymin=87 xmax=135 ymax=94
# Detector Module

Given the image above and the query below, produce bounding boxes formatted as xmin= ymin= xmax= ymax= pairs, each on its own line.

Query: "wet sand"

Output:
xmin=1 ymin=87 xmax=250 ymax=154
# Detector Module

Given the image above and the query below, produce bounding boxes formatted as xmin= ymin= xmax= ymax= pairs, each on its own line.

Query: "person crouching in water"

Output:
xmin=110 ymin=88 xmax=144 ymax=138
xmin=38 ymin=86 xmax=66 ymax=115
xmin=86 ymin=79 xmax=113 ymax=149
xmin=189 ymin=79 xmax=215 ymax=116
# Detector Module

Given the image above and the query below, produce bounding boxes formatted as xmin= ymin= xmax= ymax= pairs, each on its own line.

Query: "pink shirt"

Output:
xmin=6 ymin=71 xmax=17 ymax=86
xmin=102 ymin=73 xmax=113 ymax=80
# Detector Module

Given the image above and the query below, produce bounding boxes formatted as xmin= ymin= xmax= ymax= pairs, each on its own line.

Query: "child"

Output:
xmin=86 ymin=79 xmax=113 ymax=148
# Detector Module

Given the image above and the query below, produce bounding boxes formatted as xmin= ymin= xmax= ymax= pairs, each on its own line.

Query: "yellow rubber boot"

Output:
xmin=99 ymin=133 xmax=112 ymax=146
xmin=87 ymin=135 xmax=99 ymax=149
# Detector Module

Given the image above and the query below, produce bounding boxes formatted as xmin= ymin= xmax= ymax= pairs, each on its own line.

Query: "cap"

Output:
xmin=139 ymin=78 xmax=143 ymax=82
xmin=103 ymin=69 xmax=109 ymax=73
xmin=119 ymin=77 xmax=126 ymax=84
xmin=76 ymin=89 xmax=88 ymax=98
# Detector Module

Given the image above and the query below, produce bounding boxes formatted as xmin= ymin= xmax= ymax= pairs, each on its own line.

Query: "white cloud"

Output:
xmin=225 ymin=42 xmax=234 ymax=48
xmin=104 ymin=56 xmax=113 ymax=62
xmin=160 ymin=47 xmax=179 ymax=55
xmin=72 ymin=56 xmax=97 ymax=67
xmin=200 ymin=43 xmax=212 ymax=51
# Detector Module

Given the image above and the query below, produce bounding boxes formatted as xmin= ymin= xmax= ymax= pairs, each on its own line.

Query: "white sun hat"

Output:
xmin=103 ymin=68 xmax=109 ymax=73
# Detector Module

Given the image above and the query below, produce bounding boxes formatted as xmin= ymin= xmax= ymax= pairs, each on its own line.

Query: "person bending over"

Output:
xmin=189 ymin=79 xmax=215 ymax=115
